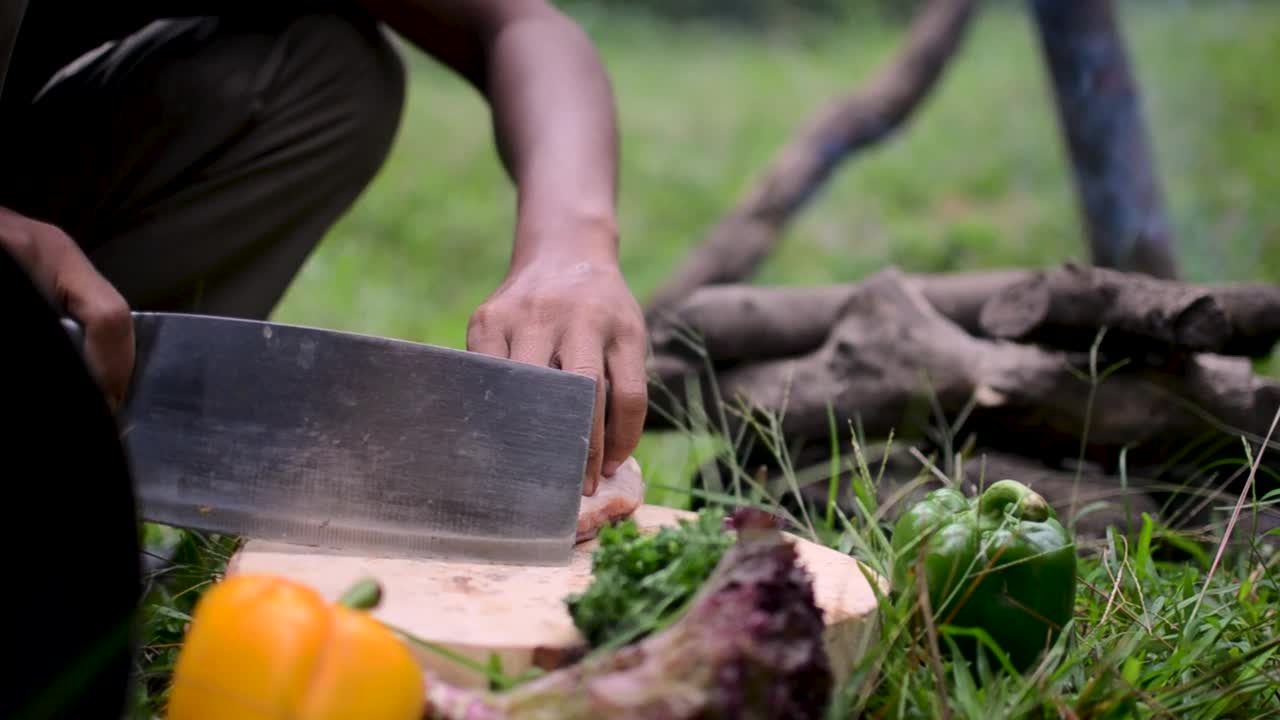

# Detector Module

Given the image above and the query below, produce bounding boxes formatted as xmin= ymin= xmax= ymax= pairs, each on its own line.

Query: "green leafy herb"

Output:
xmin=565 ymin=507 xmax=734 ymax=649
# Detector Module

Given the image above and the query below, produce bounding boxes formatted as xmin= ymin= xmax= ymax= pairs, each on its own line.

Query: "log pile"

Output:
xmin=644 ymin=263 xmax=1280 ymax=542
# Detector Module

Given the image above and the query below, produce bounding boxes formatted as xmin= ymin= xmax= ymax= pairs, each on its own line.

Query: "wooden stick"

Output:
xmin=1028 ymin=0 xmax=1179 ymax=278
xmin=978 ymin=263 xmax=1280 ymax=357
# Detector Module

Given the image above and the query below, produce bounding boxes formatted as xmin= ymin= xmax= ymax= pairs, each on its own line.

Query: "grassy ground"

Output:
xmin=132 ymin=2 xmax=1280 ymax=717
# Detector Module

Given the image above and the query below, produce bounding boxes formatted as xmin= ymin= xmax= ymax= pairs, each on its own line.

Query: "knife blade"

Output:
xmin=61 ymin=312 xmax=595 ymax=566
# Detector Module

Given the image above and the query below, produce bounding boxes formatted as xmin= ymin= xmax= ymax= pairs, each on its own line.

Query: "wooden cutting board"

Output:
xmin=226 ymin=504 xmax=883 ymax=688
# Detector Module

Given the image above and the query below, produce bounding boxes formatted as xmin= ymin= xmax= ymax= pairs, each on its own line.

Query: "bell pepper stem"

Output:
xmin=338 ymin=577 xmax=384 ymax=611
xmin=979 ymin=479 xmax=1051 ymax=523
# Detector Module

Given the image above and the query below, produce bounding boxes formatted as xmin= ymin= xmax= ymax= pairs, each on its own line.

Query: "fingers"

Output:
xmin=75 ymin=292 xmax=134 ymax=412
xmin=602 ymin=339 xmax=648 ymax=477
xmin=508 ymin=326 xmax=558 ymax=368
xmin=558 ymin=332 xmax=606 ymax=496
xmin=56 ymin=249 xmax=135 ymax=412
xmin=466 ymin=305 xmax=509 ymax=358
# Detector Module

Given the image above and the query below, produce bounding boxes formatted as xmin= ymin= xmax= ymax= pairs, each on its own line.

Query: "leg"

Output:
xmin=0 ymin=5 xmax=405 ymax=318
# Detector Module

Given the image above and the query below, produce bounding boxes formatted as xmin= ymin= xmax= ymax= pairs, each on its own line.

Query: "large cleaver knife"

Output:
xmin=61 ymin=312 xmax=596 ymax=566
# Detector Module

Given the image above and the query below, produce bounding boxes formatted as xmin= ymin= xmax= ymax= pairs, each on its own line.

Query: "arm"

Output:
xmin=360 ymin=0 xmax=618 ymax=267
xmin=358 ymin=0 xmax=648 ymax=494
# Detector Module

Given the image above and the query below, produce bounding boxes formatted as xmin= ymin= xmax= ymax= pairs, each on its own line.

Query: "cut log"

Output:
xmin=645 ymin=0 xmax=981 ymax=317
xmin=226 ymin=504 xmax=883 ymax=691
xmin=1187 ymin=284 xmax=1280 ymax=358
xmin=978 ymin=263 xmax=1280 ymax=357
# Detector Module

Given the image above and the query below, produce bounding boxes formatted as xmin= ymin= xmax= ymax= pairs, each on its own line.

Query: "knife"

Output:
xmin=61 ymin=312 xmax=596 ymax=566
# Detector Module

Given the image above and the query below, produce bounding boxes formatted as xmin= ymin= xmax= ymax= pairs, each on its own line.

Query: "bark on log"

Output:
xmin=644 ymin=0 xmax=980 ymax=318
xmin=1028 ymin=0 xmax=1179 ymax=279
xmin=649 ymin=265 xmax=1280 ymax=376
xmin=978 ymin=263 xmax=1280 ymax=358
xmin=647 ymin=267 xmax=1280 ymax=477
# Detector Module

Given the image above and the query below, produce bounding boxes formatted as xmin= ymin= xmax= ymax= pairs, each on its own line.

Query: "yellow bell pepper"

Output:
xmin=166 ymin=573 xmax=424 ymax=720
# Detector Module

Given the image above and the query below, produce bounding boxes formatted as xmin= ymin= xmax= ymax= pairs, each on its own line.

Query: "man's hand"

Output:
xmin=361 ymin=0 xmax=647 ymax=493
xmin=0 ymin=206 xmax=133 ymax=411
xmin=468 ymin=239 xmax=648 ymax=496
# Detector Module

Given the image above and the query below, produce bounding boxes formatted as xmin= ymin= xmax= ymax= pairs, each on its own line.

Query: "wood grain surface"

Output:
xmin=227 ymin=504 xmax=883 ymax=688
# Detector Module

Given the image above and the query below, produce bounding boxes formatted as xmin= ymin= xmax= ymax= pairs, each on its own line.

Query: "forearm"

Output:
xmin=484 ymin=13 xmax=620 ymax=270
xmin=363 ymin=0 xmax=620 ymax=269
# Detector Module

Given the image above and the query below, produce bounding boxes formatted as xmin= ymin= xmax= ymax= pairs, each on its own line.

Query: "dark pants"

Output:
xmin=0 ymin=7 xmax=406 ymax=318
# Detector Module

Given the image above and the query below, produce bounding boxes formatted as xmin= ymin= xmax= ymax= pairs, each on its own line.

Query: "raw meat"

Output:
xmin=575 ymin=457 xmax=645 ymax=543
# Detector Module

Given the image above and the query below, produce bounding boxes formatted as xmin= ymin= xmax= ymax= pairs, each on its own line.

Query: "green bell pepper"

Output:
xmin=891 ymin=478 xmax=1077 ymax=672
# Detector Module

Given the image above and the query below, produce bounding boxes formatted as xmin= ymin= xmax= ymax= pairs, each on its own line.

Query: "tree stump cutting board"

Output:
xmin=226 ymin=504 xmax=883 ymax=689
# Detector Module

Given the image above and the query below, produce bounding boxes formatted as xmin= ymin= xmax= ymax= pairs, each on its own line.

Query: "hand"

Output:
xmin=0 ymin=207 xmax=134 ymax=411
xmin=467 ymin=252 xmax=648 ymax=496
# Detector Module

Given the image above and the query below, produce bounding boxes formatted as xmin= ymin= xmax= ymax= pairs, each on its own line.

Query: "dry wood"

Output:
xmin=978 ymin=263 xmax=1280 ymax=357
xmin=647 ymin=267 xmax=1280 ymax=478
xmin=644 ymin=0 xmax=980 ymax=317
xmin=648 ymin=269 xmax=1034 ymax=370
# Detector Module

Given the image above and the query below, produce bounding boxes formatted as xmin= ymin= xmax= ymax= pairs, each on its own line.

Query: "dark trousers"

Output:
xmin=0 ymin=6 xmax=405 ymax=318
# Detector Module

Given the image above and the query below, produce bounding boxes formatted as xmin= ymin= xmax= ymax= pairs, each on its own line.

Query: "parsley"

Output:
xmin=565 ymin=507 xmax=734 ymax=649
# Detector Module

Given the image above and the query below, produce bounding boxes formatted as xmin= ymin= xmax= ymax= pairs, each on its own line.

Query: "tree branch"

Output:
xmin=644 ymin=0 xmax=981 ymax=318
xmin=1028 ymin=0 xmax=1179 ymax=278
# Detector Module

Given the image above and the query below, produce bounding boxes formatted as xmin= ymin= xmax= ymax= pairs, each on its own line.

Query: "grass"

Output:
xmin=643 ymin=368 xmax=1280 ymax=719
xmin=127 ymin=1 xmax=1280 ymax=717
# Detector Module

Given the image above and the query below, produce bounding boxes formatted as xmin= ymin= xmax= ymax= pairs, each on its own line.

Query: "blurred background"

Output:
xmin=267 ymin=0 xmax=1280 ymax=487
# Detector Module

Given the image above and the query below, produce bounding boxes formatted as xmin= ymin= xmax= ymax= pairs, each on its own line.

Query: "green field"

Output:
xmin=136 ymin=3 xmax=1280 ymax=717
